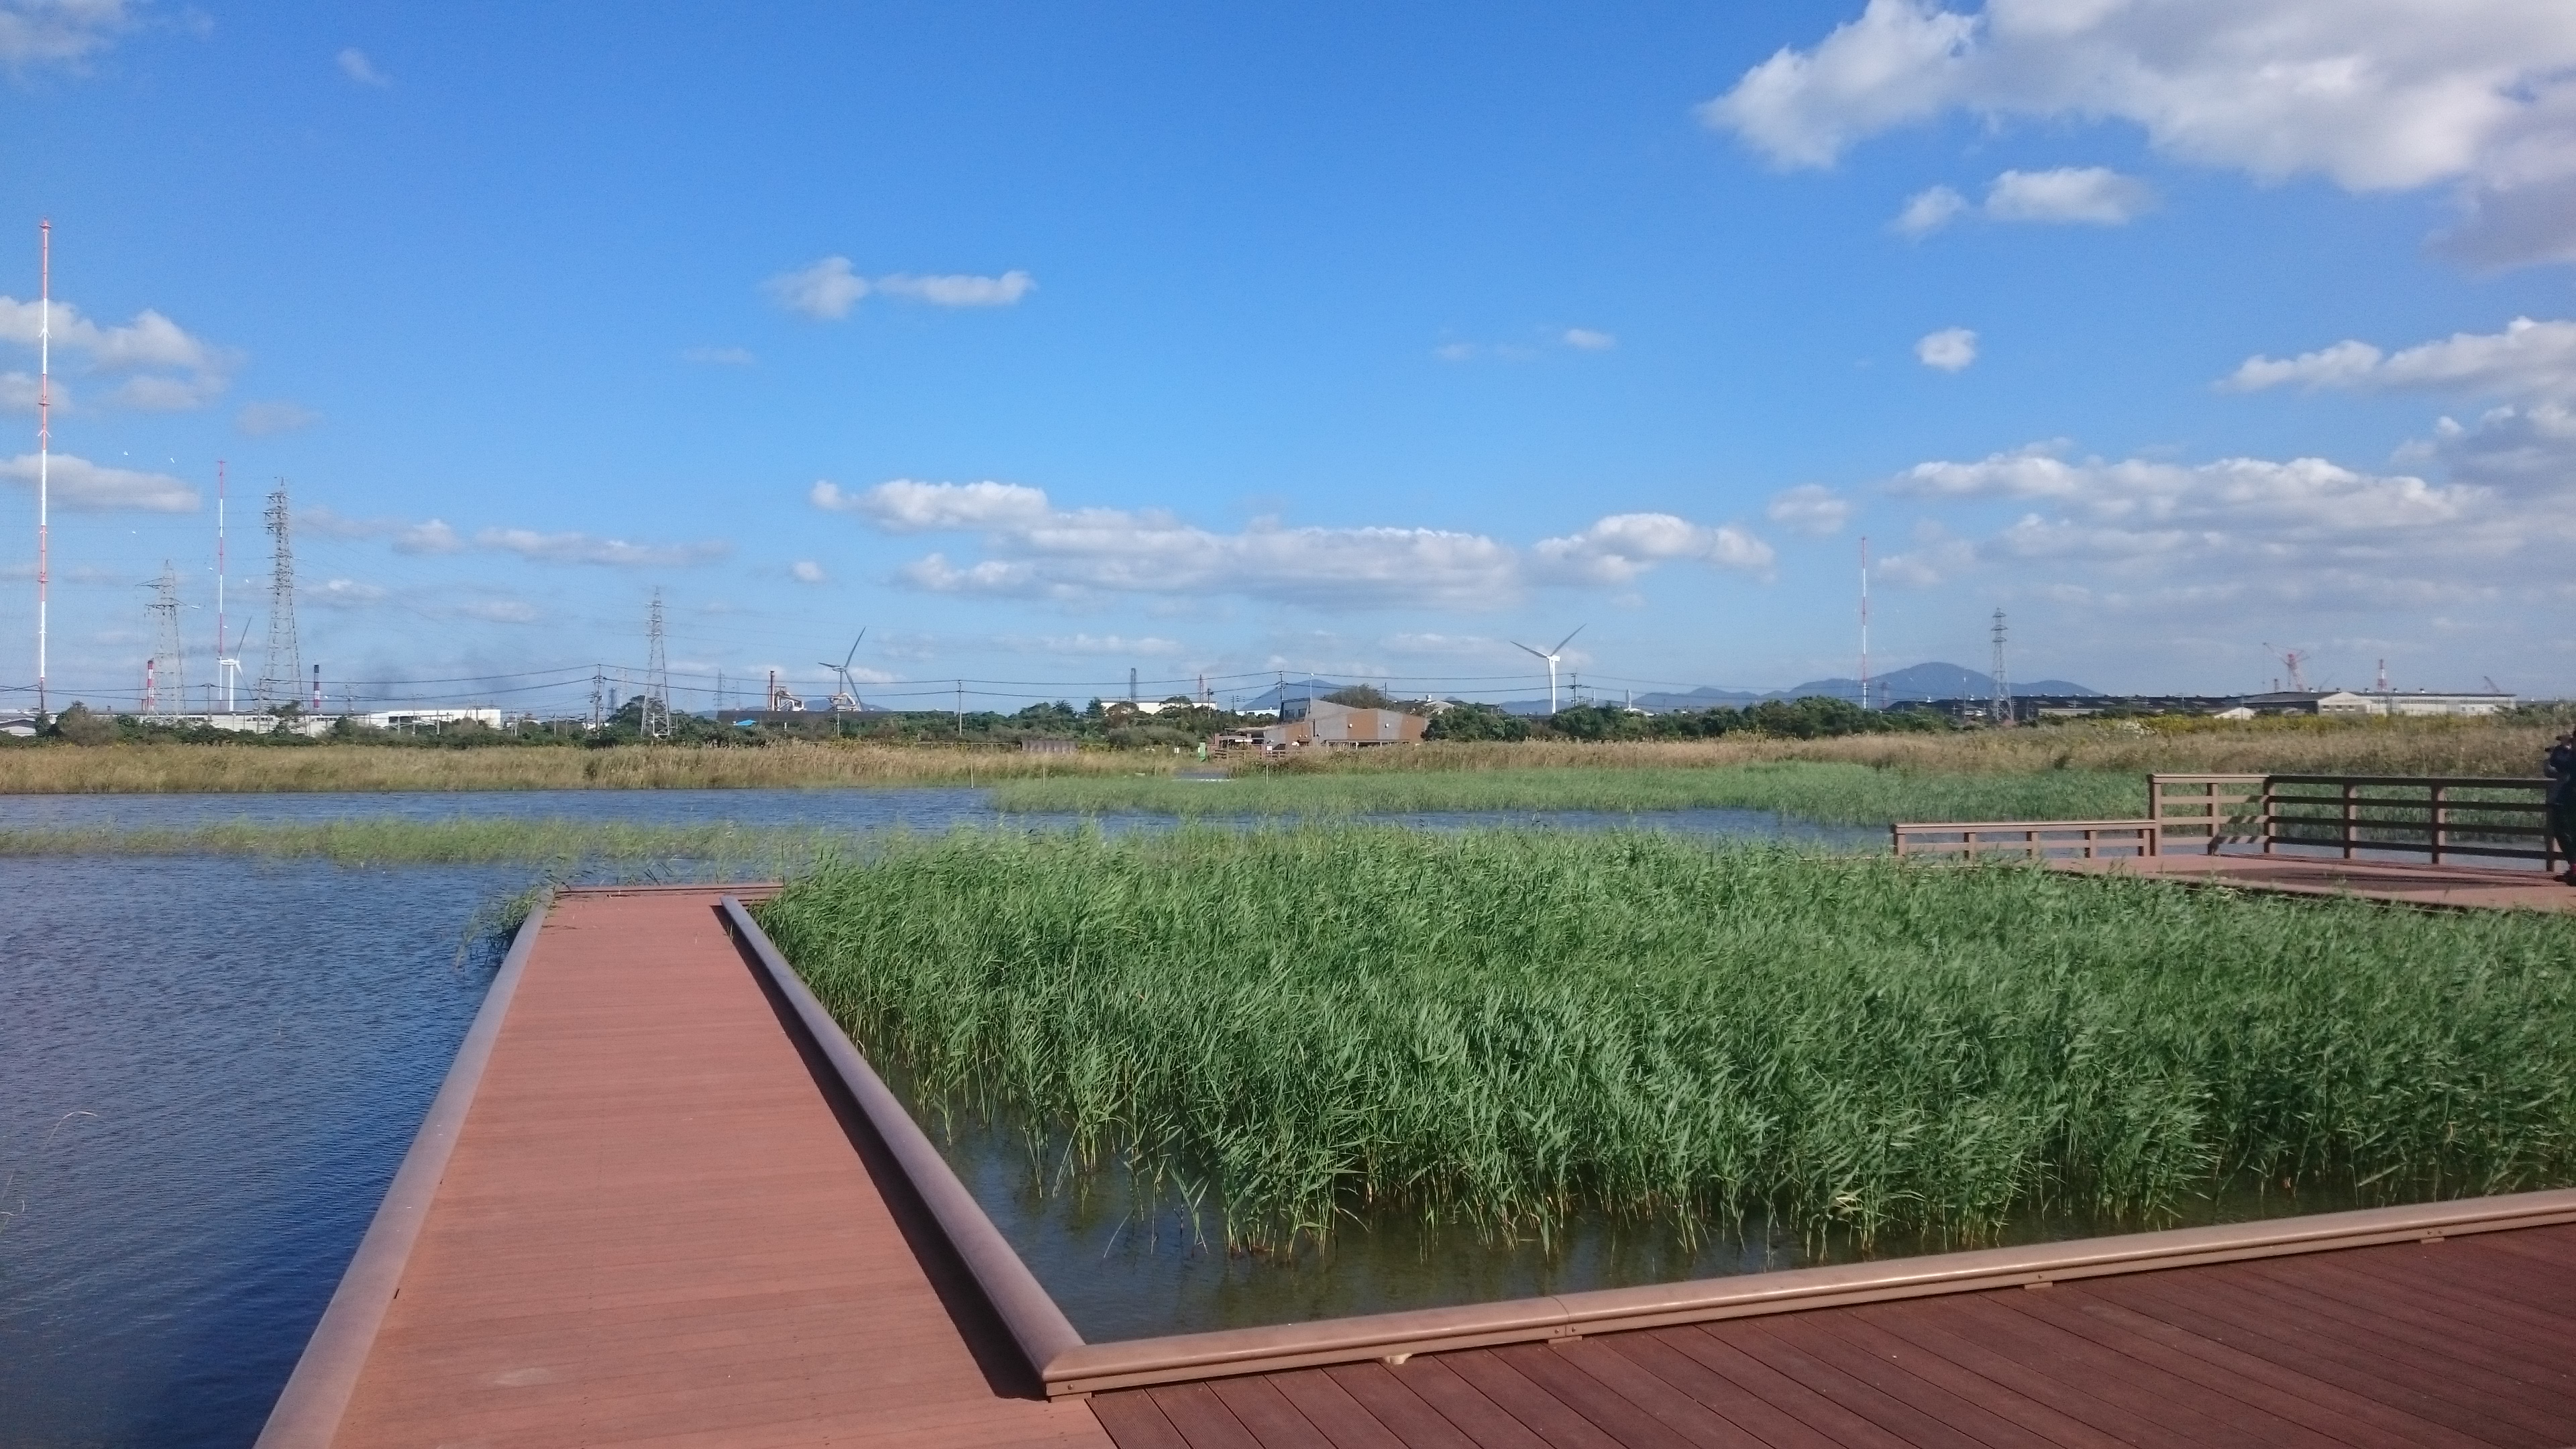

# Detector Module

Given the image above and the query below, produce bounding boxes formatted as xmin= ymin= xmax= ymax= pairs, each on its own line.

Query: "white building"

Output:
xmin=2314 ymin=690 xmax=2514 ymax=718
xmin=362 ymin=708 xmax=505 ymax=730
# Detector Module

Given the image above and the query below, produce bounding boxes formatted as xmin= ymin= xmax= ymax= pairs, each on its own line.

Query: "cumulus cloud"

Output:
xmin=0 ymin=295 xmax=237 ymax=410
xmin=1899 ymin=168 xmax=2156 ymax=234
xmin=236 ymin=400 xmax=320 ymax=436
xmin=1766 ymin=483 xmax=1853 ymax=535
xmin=996 ymin=633 xmax=1186 ymax=657
xmin=2224 ymin=317 xmax=2576 ymax=400
xmin=1916 ymin=327 xmax=1978 ymax=371
xmin=0 ymin=0 xmax=129 ymax=69
xmin=765 ymin=258 xmax=1034 ymax=318
xmin=1561 ymin=327 xmax=1617 ymax=351
xmin=309 ymin=578 xmax=388 ymax=609
xmin=790 ymin=559 xmax=826 ymax=584
xmin=453 ymin=598 xmax=541 ymax=624
xmin=1702 ymin=0 xmax=2576 ymax=266
xmin=0 ymin=451 xmax=196 ymax=511
xmin=1894 ymin=184 xmax=1970 ymax=236
xmin=818 ymin=478 xmax=1772 ymax=608
xmin=335 ymin=47 xmax=388 ymax=86
xmin=474 ymin=528 xmax=731 ymax=568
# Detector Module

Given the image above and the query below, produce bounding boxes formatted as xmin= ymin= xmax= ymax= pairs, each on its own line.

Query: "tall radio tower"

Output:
xmin=257 ymin=479 xmax=301 ymax=708
xmin=641 ymin=588 xmax=671 ymax=739
xmin=146 ymin=564 xmax=185 ymax=718
xmin=34 ymin=219 xmax=50 ymax=716
xmin=1858 ymin=537 xmax=1871 ymax=710
xmin=1989 ymin=607 xmax=2012 ymax=728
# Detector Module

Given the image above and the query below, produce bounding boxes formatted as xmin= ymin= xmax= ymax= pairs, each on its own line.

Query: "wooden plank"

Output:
xmin=1656 ymin=1324 xmax=1924 ymax=1449
xmin=1264 ymin=1370 xmax=1414 ymax=1449
xmin=1852 ymin=1299 xmax=2231 ymax=1449
xmin=1319 ymin=1364 xmax=1490 ymax=1449
xmin=2043 ymin=1287 xmax=2493 ymax=1449
xmin=2231 ymin=1254 xmax=2576 ymax=1385
xmin=1150 ymin=1383 xmax=1265 ymax=1449
xmin=1913 ymin=1295 xmax=2336 ymax=1449
xmin=1751 ymin=1309 xmax=2074 ymax=1449
xmin=1210 ymin=1377 xmax=1342 ymax=1449
xmin=1601 ymin=1332 xmax=1852 ymax=1449
xmin=2267 ymin=1242 xmax=2576 ymax=1341
xmin=1713 ymin=1318 xmax=2000 ymax=1449
xmin=322 ymin=890 xmax=1109 ymax=1449
xmin=2091 ymin=1271 xmax=2565 ymax=1443
xmin=2114 ymin=1263 xmax=2576 ymax=1416
xmin=1491 ymin=1342 xmax=1710 ymax=1449
xmin=1792 ymin=1309 xmax=2137 ymax=1449
xmin=1095 ymin=1393 xmax=1196 ymax=1449
xmin=1382 ymin=1357 xmax=1562 ymax=1449
xmin=1541 ymin=1340 xmax=1776 ymax=1449
xmin=1438 ymin=1350 xmax=1633 ymax=1449
xmin=1997 ymin=1285 xmax=2477 ymax=1449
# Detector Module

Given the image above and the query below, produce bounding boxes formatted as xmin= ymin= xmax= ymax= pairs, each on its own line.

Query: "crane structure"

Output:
xmin=2262 ymin=642 xmax=2310 ymax=694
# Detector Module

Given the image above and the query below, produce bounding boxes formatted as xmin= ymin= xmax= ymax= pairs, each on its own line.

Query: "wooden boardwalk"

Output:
xmin=270 ymin=888 xmax=2576 ymax=1447
xmin=2055 ymin=854 xmax=2576 ymax=913
xmin=273 ymin=886 xmax=1108 ymax=1449
xmin=1092 ymin=1224 xmax=2576 ymax=1447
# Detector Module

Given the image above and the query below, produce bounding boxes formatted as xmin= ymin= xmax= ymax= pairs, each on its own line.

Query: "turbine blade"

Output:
xmin=1553 ymin=624 xmax=1585 ymax=653
xmin=1509 ymin=641 xmax=1548 ymax=661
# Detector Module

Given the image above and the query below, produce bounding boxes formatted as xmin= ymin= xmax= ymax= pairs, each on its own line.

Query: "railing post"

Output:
xmin=2341 ymin=781 xmax=2357 ymax=860
xmin=2261 ymin=777 xmax=2277 ymax=855
xmin=2430 ymin=782 xmax=2446 ymax=867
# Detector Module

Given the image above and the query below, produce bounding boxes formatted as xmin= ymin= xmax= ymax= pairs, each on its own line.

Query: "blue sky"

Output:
xmin=6 ymin=0 xmax=2575 ymax=714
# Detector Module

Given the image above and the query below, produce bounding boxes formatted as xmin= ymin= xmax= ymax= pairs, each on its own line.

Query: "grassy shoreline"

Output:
xmin=759 ymin=826 xmax=2576 ymax=1251
xmin=0 ymin=716 xmax=2556 ymax=794
xmin=0 ymin=818 xmax=849 ymax=869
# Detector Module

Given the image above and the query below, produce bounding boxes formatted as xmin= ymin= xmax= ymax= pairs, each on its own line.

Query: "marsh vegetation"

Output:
xmin=760 ymin=826 xmax=2576 ymax=1254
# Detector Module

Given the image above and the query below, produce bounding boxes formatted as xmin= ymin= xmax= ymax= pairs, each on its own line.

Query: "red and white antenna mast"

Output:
xmin=36 ymin=219 xmax=50 ymax=717
xmin=1857 ymin=536 xmax=1870 ymax=710
xmin=215 ymin=460 xmax=231 ymax=710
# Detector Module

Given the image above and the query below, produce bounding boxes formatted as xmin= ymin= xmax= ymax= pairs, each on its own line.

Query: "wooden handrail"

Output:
xmin=1891 ymin=819 xmax=2159 ymax=859
xmin=2150 ymin=773 xmax=2560 ymax=870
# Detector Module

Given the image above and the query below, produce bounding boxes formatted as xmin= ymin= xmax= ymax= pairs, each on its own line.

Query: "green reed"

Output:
xmin=759 ymin=825 xmax=2576 ymax=1252
xmin=991 ymin=761 xmax=2144 ymax=825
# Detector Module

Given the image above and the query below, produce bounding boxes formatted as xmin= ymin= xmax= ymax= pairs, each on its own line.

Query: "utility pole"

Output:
xmin=34 ymin=219 xmax=50 ymax=717
xmin=590 ymin=665 xmax=604 ymax=731
xmin=146 ymin=564 xmax=185 ymax=718
xmin=258 ymin=480 xmax=301 ymax=709
xmin=955 ymin=680 xmax=964 ymax=738
xmin=1989 ymin=607 xmax=2012 ymax=728
xmin=1858 ymin=536 xmax=1870 ymax=710
xmin=642 ymin=589 xmax=670 ymax=739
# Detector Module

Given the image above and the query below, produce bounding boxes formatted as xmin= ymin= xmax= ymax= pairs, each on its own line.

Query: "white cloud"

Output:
xmin=1434 ymin=342 xmax=1479 ymax=362
xmin=1900 ymin=168 xmax=2153 ymax=233
xmin=2224 ymin=317 xmax=2576 ymax=400
xmin=1984 ymin=167 xmax=2156 ymax=225
xmin=305 ymin=507 xmax=465 ymax=555
xmin=764 ymin=259 xmax=1034 ymax=319
xmin=765 ymin=257 xmax=870 ymax=319
xmin=1530 ymin=513 xmax=1776 ymax=585
xmin=1702 ymin=0 xmax=2576 ymax=266
xmin=1894 ymin=184 xmax=1970 ymax=236
xmin=0 ymin=370 xmax=65 ymax=414
xmin=453 ymin=598 xmax=541 ymax=625
xmin=309 ymin=578 xmax=388 ymax=609
xmin=1562 ymin=327 xmax=1617 ymax=351
xmin=0 ymin=0 xmax=129 ymax=69
xmin=790 ymin=559 xmax=826 ymax=584
xmin=0 ymin=451 xmax=196 ymax=511
xmin=1916 ymin=327 xmax=1978 ymax=371
xmin=873 ymin=271 xmax=1036 ymax=307
xmin=998 ymin=633 xmax=1186 ymax=657
xmin=474 ymin=528 xmax=731 ymax=568
xmin=1766 ymin=484 xmax=1853 ymax=535
xmin=396 ymin=520 xmax=461 ymax=554
xmin=824 ymin=478 xmax=1770 ymax=608
xmin=681 ymin=345 xmax=755 ymax=366
xmin=0 ymin=295 xmax=237 ymax=409
xmin=236 ymin=400 xmax=320 ymax=435
xmin=335 ymin=47 xmax=388 ymax=86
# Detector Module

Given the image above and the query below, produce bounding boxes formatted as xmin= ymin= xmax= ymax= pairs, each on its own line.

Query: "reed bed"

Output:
xmin=0 ymin=818 xmax=843 ymax=871
xmin=0 ymin=741 xmax=1159 ymax=794
xmin=993 ymin=763 xmax=2142 ymax=824
xmin=760 ymin=826 xmax=2576 ymax=1252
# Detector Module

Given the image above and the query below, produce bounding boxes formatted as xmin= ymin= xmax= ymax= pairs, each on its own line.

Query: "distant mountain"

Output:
xmin=1232 ymin=678 xmax=1357 ymax=712
xmin=1631 ymin=662 xmax=2101 ymax=712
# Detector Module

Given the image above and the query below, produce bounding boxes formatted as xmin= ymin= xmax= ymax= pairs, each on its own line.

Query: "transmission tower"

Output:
xmin=146 ymin=563 xmax=186 ymax=718
xmin=257 ymin=479 xmax=301 ymax=709
xmin=641 ymin=588 xmax=672 ymax=738
xmin=1989 ymin=607 xmax=2012 ymax=727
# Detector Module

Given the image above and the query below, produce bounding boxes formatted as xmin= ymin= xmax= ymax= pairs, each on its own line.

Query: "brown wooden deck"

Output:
xmin=305 ymin=886 xmax=1107 ymax=1449
xmin=1094 ymin=1224 xmax=2576 ymax=1448
xmin=2055 ymin=853 xmax=2576 ymax=912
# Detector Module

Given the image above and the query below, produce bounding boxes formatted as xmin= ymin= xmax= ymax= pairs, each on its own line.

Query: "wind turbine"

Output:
xmin=217 ymin=616 xmax=252 ymax=713
xmin=819 ymin=629 xmax=867 ymax=712
xmin=1511 ymin=625 xmax=1585 ymax=714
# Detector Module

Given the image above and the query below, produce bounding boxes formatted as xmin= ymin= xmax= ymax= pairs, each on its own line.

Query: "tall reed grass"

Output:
xmin=993 ymin=763 xmax=2142 ymax=824
xmin=759 ymin=826 xmax=2576 ymax=1251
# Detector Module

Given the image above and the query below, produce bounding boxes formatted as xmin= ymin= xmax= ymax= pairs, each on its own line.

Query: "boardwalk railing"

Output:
xmin=1890 ymin=819 xmax=2160 ymax=860
xmin=2151 ymin=772 xmax=2561 ymax=868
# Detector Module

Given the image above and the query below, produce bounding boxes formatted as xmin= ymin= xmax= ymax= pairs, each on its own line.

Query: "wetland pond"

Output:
xmin=0 ymin=788 xmax=1870 ymax=1448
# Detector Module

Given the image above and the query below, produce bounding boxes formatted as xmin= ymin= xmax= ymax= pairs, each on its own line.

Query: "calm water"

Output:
xmin=0 ymin=857 xmax=533 ymax=1449
xmin=0 ymin=788 xmax=1875 ymax=1448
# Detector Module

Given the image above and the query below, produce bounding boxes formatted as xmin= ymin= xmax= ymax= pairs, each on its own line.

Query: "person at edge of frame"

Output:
xmin=2548 ymin=728 xmax=2576 ymax=885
